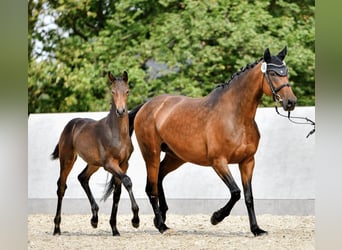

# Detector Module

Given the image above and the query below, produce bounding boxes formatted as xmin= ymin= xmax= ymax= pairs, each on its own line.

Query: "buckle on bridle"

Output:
xmin=274 ymin=93 xmax=283 ymax=102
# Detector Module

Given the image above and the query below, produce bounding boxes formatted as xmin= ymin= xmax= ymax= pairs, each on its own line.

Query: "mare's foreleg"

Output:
xmin=211 ymin=159 xmax=241 ymax=225
xmin=78 ymin=164 xmax=100 ymax=228
xmin=239 ymin=158 xmax=267 ymax=236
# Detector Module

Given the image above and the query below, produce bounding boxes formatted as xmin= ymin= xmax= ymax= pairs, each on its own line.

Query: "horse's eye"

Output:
xmin=126 ymin=90 xmax=130 ymax=95
xmin=269 ymin=71 xmax=276 ymax=77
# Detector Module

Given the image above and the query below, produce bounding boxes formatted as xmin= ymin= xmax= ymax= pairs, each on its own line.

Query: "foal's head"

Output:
xmin=261 ymin=47 xmax=297 ymax=111
xmin=108 ymin=71 xmax=129 ymax=117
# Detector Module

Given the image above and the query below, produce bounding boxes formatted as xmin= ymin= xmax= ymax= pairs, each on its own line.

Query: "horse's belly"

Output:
xmin=164 ymin=140 xmax=211 ymax=166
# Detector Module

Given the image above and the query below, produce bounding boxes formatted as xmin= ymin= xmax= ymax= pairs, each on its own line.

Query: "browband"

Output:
xmin=266 ymin=63 xmax=288 ymax=76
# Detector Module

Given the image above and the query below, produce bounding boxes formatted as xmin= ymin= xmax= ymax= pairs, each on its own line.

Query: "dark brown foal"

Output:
xmin=51 ymin=71 xmax=139 ymax=236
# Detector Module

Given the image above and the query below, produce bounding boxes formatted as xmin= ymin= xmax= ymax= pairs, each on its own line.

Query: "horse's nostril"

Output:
xmin=116 ymin=108 xmax=126 ymax=117
xmin=286 ymin=99 xmax=296 ymax=110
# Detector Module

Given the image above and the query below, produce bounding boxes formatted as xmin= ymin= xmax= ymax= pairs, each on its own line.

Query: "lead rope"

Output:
xmin=274 ymin=105 xmax=315 ymax=138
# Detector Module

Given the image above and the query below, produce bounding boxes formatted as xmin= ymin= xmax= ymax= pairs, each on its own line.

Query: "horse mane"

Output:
xmin=216 ymin=57 xmax=263 ymax=89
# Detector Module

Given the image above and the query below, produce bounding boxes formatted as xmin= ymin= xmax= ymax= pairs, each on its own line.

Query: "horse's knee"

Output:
xmin=147 ymin=175 xmax=160 ymax=195
xmin=231 ymin=189 xmax=241 ymax=201
xmin=122 ymin=175 xmax=132 ymax=189
xmin=57 ymin=185 xmax=67 ymax=197
xmin=77 ymin=171 xmax=86 ymax=183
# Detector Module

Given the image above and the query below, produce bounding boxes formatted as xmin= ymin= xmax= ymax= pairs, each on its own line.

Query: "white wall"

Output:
xmin=28 ymin=107 xmax=315 ymax=214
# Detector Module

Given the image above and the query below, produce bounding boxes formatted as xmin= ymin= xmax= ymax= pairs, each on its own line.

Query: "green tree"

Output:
xmin=28 ymin=0 xmax=315 ymax=113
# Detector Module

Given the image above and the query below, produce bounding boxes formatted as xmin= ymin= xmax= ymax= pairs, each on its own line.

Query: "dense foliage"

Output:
xmin=28 ymin=0 xmax=315 ymax=113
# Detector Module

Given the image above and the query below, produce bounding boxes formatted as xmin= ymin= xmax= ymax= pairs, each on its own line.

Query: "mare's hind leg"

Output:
xmin=53 ymin=155 xmax=76 ymax=235
xmin=158 ymin=152 xmax=185 ymax=221
xmin=239 ymin=157 xmax=267 ymax=236
xmin=210 ymin=158 xmax=241 ymax=226
xmin=140 ymin=146 xmax=169 ymax=233
xmin=78 ymin=164 xmax=100 ymax=228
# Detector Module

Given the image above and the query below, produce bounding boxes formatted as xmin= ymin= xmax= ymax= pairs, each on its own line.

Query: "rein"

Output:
xmin=274 ymin=105 xmax=315 ymax=138
xmin=261 ymin=62 xmax=315 ymax=138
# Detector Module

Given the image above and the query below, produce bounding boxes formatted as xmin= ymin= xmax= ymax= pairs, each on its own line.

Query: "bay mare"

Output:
xmin=51 ymin=71 xmax=139 ymax=236
xmin=104 ymin=47 xmax=297 ymax=236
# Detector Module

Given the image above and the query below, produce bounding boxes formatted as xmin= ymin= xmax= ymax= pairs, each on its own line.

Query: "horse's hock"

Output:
xmin=28 ymin=107 xmax=315 ymax=215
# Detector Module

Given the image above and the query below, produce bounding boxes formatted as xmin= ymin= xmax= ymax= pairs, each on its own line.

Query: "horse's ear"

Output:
xmin=277 ymin=46 xmax=287 ymax=60
xmin=108 ymin=71 xmax=115 ymax=82
xmin=263 ymin=48 xmax=271 ymax=63
xmin=122 ymin=71 xmax=128 ymax=82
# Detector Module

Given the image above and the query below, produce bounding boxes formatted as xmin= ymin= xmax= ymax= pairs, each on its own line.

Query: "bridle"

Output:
xmin=261 ymin=61 xmax=315 ymax=138
xmin=261 ymin=61 xmax=291 ymax=102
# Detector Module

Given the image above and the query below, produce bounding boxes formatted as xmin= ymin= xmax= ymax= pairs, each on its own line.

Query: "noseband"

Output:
xmin=261 ymin=61 xmax=291 ymax=102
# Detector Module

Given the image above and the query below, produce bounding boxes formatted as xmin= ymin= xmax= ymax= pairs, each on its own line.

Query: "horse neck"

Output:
xmin=211 ymin=65 xmax=264 ymax=121
xmin=107 ymin=103 xmax=129 ymax=138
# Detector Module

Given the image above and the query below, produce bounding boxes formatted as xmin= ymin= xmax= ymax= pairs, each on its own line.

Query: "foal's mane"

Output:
xmin=217 ymin=57 xmax=263 ymax=89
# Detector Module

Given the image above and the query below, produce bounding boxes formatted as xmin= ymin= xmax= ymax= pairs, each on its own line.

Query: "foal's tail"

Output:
xmin=51 ymin=144 xmax=59 ymax=160
xmin=102 ymin=174 xmax=117 ymax=202
xmin=128 ymin=102 xmax=145 ymax=136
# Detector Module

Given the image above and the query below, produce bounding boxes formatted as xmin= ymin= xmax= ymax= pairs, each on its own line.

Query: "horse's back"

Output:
xmin=134 ymin=94 xmax=213 ymax=164
xmin=61 ymin=117 xmax=96 ymax=137
xmin=135 ymin=94 xmax=200 ymax=130
xmin=58 ymin=117 xmax=97 ymax=149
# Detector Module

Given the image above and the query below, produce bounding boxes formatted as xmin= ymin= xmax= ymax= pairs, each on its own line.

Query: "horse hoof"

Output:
xmin=159 ymin=224 xmax=170 ymax=234
xmin=210 ymin=212 xmax=222 ymax=225
xmin=153 ymin=216 xmax=169 ymax=233
xmin=132 ymin=217 xmax=140 ymax=228
xmin=252 ymin=227 xmax=268 ymax=236
xmin=53 ymin=228 xmax=61 ymax=235
xmin=112 ymin=230 xmax=120 ymax=236
xmin=91 ymin=218 xmax=98 ymax=228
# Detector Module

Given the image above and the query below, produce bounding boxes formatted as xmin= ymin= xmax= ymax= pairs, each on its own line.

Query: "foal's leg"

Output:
xmin=158 ymin=153 xmax=185 ymax=221
xmin=78 ymin=164 xmax=100 ymax=228
xmin=109 ymin=175 xmax=122 ymax=236
xmin=53 ymin=155 xmax=76 ymax=235
xmin=239 ymin=157 xmax=267 ymax=236
xmin=104 ymin=160 xmax=139 ymax=236
xmin=211 ymin=158 xmax=241 ymax=225
xmin=119 ymin=161 xmax=140 ymax=229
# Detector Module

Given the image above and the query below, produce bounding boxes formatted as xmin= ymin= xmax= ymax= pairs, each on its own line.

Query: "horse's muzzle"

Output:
xmin=116 ymin=108 xmax=126 ymax=118
xmin=282 ymin=98 xmax=297 ymax=111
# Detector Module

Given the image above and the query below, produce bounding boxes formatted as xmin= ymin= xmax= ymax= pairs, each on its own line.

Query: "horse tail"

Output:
xmin=102 ymin=174 xmax=116 ymax=202
xmin=128 ymin=103 xmax=145 ymax=136
xmin=51 ymin=143 xmax=59 ymax=160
